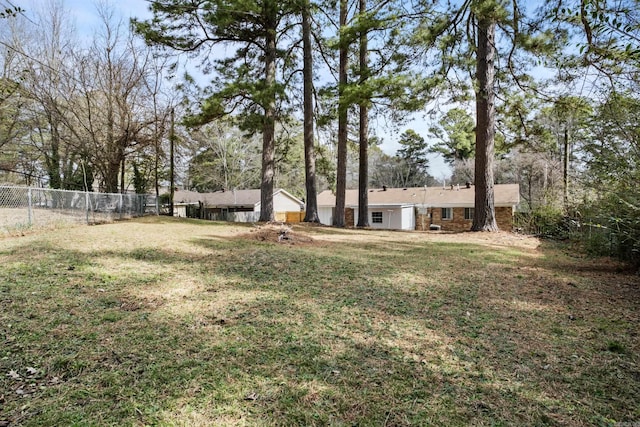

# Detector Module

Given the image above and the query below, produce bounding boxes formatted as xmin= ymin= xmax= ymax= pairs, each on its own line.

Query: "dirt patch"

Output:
xmin=238 ymin=222 xmax=315 ymax=245
xmin=119 ymin=296 xmax=165 ymax=312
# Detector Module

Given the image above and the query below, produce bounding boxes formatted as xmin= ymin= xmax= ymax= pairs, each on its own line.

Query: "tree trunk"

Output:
xmin=302 ymin=0 xmax=320 ymax=223
xmin=471 ymin=16 xmax=498 ymax=232
xmin=356 ymin=0 xmax=369 ymax=228
xmin=334 ymin=0 xmax=348 ymax=227
xmin=259 ymin=1 xmax=277 ymax=222
xmin=120 ymin=152 xmax=126 ymax=194
xmin=104 ymin=157 xmax=120 ymax=194
xmin=47 ymin=122 xmax=62 ymax=190
xmin=154 ymin=108 xmax=160 ymax=201
xmin=169 ymin=108 xmax=175 ymax=217
xmin=563 ymin=126 xmax=569 ymax=210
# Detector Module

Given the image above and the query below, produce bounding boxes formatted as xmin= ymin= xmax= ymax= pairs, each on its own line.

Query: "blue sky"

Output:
xmin=63 ymin=0 xmax=151 ymax=33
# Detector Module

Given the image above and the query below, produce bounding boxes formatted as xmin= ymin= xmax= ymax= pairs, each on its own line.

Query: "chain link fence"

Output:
xmin=0 ymin=186 xmax=158 ymax=235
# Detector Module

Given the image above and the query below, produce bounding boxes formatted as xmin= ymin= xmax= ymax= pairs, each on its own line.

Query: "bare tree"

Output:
xmin=186 ymin=121 xmax=261 ymax=192
xmin=17 ymin=0 xmax=81 ymax=189
xmin=70 ymin=4 xmax=155 ymax=193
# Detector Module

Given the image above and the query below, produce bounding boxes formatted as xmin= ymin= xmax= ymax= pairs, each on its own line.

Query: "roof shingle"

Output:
xmin=317 ymin=184 xmax=519 ymax=207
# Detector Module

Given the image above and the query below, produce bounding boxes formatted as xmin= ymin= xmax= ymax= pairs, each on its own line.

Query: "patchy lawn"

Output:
xmin=0 ymin=217 xmax=638 ymax=426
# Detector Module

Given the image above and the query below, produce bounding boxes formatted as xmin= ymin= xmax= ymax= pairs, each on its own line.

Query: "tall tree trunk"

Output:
xmin=154 ymin=108 xmax=160 ymax=201
xmin=471 ymin=16 xmax=498 ymax=231
xmin=105 ymin=158 xmax=120 ymax=194
xmin=563 ymin=126 xmax=569 ymax=210
xmin=47 ymin=121 xmax=62 ymax=190
xmin=105 ymin=52 xmax=117 ymax=194
xmin=356 ymin=0 xmax=369 ymax=228
xmin=259 ymin=1 xmax=277 ymax=222
xmin=334 ymin=0 xmax=348 ymax=227
xmin=169 ymin=107 xmax=175 ymax=217
xmin=302 ymin=0 xmax=320 ymax=223
xmin=120 ymin=144 xmax=127 ymax=194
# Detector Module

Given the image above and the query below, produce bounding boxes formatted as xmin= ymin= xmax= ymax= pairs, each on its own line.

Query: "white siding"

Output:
xmin=363 ymin=207 xmax=404 ymax=230
xmin=318 ymin=207 xmax=333 ymax=225
xmin=319 ymin=204 xmax=415 ymax=230
xmin=401 ymin=206 xmax=415 ymax=230
xmin=273 ymin=192 xmax=304 ymax=212
xmin=173 ymin=205 xmax=187 ymax=218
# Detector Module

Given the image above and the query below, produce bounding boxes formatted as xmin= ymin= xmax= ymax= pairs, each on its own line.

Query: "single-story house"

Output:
xmin=173 ymin=188 xmax=304 ymax=222
xmin=317 ymin=184 xmax=520 ymax=231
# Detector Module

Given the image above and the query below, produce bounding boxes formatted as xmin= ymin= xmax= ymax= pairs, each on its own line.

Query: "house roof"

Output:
xmin=173 ymin=188 xmax=303 ymax=207
xmin=317 ymin=184 xmax=520 ymax=208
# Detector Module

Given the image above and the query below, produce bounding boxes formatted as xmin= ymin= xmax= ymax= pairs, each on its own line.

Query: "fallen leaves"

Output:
xmin=4 ymin=366 xmax=60 ymax=399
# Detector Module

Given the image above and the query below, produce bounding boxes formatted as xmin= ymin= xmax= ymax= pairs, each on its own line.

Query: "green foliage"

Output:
xmin=133 ymin=0 xmax=298 ymax=133
xmin=428 ymin=108 xmax=475 ymax=165
xmin=132 ymin=162 xmax=148 ymax=195
xmin=62 ymin=161 xmax=94 ymax=192
xmin=0 ymin=77 xmax=26 ymax=151
xmin=577 ymin=90 xmax=640 ymax=266
xmin=580 ymin=190 xmax=640 ymax=266
xmin=514 ymin=206 xmax=574 ymax=239
xmin=551 ymin=0 xmax=640 ymax=75
xmin=134 ymin=0 xmax=308 ymax=221
xmin=394 ymin=129 xmax=430 ymax=186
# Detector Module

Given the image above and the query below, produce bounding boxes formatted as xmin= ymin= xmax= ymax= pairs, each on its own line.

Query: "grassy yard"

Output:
xmin=0 ymin=217 xmax=638 ymax=426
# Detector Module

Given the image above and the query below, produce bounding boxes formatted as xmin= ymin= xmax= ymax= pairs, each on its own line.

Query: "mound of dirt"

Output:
xmin=241 ymin=223 xmax=315 ymax=245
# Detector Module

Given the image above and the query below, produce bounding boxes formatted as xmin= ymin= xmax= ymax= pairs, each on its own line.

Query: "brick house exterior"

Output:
xmin=317 ymin=184 xmax=520 ymax=232
xmin=417 ymin=206 xmax=515 ymax=232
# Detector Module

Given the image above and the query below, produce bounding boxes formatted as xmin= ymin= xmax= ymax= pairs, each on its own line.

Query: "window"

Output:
xmin=441 ymin=208 xmax=452 ymax=220
xmin=464 ymin=207 xmax=474 ymax=220
xmin=372 ymin=211 xmax=383 ymax=223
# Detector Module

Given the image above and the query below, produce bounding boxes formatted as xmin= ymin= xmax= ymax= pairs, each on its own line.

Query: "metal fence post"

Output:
xmin=27 ymin=188 xmax=32 ymax=226
xmin=85 ymin=191 xmax=90 ymax=224
xmin=1 ymin=185 xmax=158 ymax=232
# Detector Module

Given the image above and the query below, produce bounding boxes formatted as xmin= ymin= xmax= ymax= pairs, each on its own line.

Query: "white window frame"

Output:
xmin=372 ymin=211 xmax=383 ymax=223
xmin=441 ymin=207 xmax=453 ymax=220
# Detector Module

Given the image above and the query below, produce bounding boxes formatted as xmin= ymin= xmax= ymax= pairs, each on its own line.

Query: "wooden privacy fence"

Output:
xmin=278 ymin=211 xmax=305 ymax=223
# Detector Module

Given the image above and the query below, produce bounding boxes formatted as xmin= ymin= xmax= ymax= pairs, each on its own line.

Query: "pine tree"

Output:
xmin=133 ymin=0 xmax=300 ymax=221
xmin=412 ymin=0 xmax=561 ymax=231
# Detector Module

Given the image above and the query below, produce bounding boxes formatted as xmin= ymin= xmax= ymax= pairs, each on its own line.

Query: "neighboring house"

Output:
xmin=172 ymin=188 xmax=304 ymax=222
xmin=317 ymin=184 xmax=520 ymax=232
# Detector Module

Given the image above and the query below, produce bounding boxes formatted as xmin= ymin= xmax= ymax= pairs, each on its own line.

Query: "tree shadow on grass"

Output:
xmin=0 ymin=234 xmax=638 ymax=426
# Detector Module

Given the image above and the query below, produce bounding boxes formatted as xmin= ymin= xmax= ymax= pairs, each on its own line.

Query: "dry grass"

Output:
xmin=0 ymin=216 xmax=638 ymax=426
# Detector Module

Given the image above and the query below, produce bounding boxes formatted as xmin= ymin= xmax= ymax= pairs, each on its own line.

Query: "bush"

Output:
xmin=576 ymin=192 xmax=640 ymax=268
xmin=514 ymin=207 xmax=578 ymax=240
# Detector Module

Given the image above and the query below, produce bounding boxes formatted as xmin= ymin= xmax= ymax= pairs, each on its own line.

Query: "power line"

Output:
xmin=0 ymin=39 xmax=78 ymax=83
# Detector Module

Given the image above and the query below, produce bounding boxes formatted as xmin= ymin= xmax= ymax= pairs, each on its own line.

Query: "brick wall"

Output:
xmin=345 ymin=208 xmax=355 ymax=228
xmin=415 ymin=213 xmax=430 ymax=231
xmin=429 ymin=207 xmax=471 ymax=232
xmin=418 ymin=206 xmax=514 ymax=232
xmin=495 ymin=206 xmax=514 ymax=231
